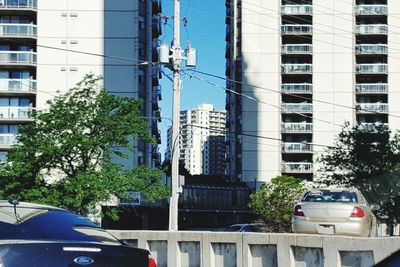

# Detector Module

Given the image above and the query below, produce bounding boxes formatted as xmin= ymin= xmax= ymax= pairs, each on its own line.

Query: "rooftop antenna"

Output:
xmin=8 ymin=198 xmax=20 ymax=223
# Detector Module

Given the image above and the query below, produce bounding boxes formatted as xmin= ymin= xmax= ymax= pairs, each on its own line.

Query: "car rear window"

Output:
xmin=302 ymin=190 xmax=358 ymax=203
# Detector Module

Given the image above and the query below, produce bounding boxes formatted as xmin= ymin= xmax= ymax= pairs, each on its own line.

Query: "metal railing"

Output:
xmin=359 ymin=122 xmax=389 ymax=130
xmin=281 ymin=122 xmax=313 ymax=133
xmin=0 ymin=79 xmax=36 ymax=92
xmin=0 ymin=106 xmax=34 ymax=119
xmin=281 ymin=5 xmax=312 ymax=15
xmin=356 ymin=103 xmax=388 ymax=113
xmin=0 ymin=133 xmax=16 ymax=146
xmin=282 ymin=44 xmax=313 ymax=54
xmin=0 ymin=51 xmax=37 ymax=65
xmin=355 ymin=64 xmax=387 ymax=74
xmin=355 ymin=44 xmax=388 ymax=54
xmin=281 ymin=162 xmax=313 ymax=173
xmin=0 ymin=23 xmax=37 ymax=37
xmin=355 ymin=83 xmax=388 ymax=94
xmin=281 ymin=64 xmax=312 ymax=74
xmin=355 ymin=24 xmax=388 ymax=35
xmin=282 ymin=103 xmax=313 ymax=113
xmin=281 ymin=83 xmax=313 ymax=94
xmin=281 ymin=24 xmax=312 ymax=35
xmin=282 ymin=142 xmax=313 ymax=153
xmin=355 ymin=5 xmax=387 ymax=15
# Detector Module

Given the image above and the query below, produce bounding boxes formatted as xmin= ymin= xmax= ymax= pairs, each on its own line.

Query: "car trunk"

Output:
xmin=301 ymin=202 xmax=355 ymax=222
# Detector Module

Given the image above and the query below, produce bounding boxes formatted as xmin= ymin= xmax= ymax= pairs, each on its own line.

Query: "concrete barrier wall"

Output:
xmin=108 ymin=231 xmax=400 ymax=267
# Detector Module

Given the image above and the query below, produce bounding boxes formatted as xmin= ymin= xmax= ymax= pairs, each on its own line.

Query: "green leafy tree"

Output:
xmin=248 ymin=175 xmax=305 ymax=232
xmin=0 ymin=74 xmax=169 ymax=216
xmin=317 ymin=122 xmax=400 ymax=231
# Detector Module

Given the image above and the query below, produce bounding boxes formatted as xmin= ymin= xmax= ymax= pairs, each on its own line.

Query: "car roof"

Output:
xmin=0 ymin=200 xmax=66 ymax=211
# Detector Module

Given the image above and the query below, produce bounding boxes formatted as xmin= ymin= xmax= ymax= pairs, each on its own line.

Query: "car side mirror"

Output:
xmin=370 ymin=203 xmax=380 ymax=211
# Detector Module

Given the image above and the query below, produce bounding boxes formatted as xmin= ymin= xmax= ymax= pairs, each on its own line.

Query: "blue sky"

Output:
xmin=159 ymin=0 xmax=226 ymax=157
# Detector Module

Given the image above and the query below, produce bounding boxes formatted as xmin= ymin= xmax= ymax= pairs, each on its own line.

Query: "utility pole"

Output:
xmin=169 ymin=0 xmax=181 ymax=231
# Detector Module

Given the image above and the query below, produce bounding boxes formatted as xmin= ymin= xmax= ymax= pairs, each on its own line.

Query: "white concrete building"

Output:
xmin=225 ymin=0 xmax=400 ymax=185
xmin=0 ymin=0 xmax=162 ymax=168
xmin=166 ymin=104 xmax=226 ymax=176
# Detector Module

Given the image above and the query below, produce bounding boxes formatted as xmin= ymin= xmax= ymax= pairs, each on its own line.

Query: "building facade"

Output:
xmin=166 ymin=104 xmax=226 ymax=176
xmin=225 ymin=0 xmax=400 ymax=184
xmin=0 ymin=0 xmax=162 ymax=169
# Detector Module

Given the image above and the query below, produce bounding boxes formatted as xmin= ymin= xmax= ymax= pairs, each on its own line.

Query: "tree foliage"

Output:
xmin=248 ymin=175 xmax=305 ymax=232
xmin=0 ymin=74 xmax=169 ymax=216
xmin=317 ymin=122 xmax=400 ymax=224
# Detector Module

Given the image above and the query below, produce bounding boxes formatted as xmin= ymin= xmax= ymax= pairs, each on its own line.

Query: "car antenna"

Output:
xmin=8 ymin=198 xmax=20 ymax=222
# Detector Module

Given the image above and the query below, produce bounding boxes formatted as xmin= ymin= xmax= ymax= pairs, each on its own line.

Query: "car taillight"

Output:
xmin=149 ymin=257 xmax=157 ymax=267
xmin=293 ymin=204 xmax=305 ymax=217
xmin=350 ymin=206 xmax=365 ymax=218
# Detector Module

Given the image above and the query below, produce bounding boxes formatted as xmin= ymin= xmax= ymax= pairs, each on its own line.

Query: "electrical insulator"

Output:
xmin=158 ymin=43 xmax=170 ymax=64
xmin=185 ymin=47 xmax=197 ymax=67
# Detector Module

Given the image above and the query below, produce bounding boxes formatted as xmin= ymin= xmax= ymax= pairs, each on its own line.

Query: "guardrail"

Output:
xmin=109 ymin=231 xmax=400 ymax=267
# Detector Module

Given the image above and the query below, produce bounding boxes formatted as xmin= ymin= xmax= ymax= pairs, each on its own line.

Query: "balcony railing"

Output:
xmin=282 ymin=64 xmax=312 ymax=74
xmin=355 ymin=24 xmax=388 ymax=35
xmin=0 ymin=51 xmax=37 ymax=65
xmin=282 ymin=103 xmax=313 ymax=113
xmin=281 ymin=122 xmax=313 ymax=133
xmin=0 ymin=79 xmax=37 ymax=93
xmin=356 ymin=103 xmax=388 ymax=113
xmin=0 ymin=134 xmax=16 ymax=146
xmin=282 ymin=44 xmax=313 ymax=54
xmin=282 ymin=162 xmax=313 ymax=173
xmin=355 ymin=64 xmax=387 ymax=74
xmin=282 ymin=83 xmax=313 ymax=94
xmin=355 ymin=44 xmax=387 ymax=54
xmin=282 ymin=142 xmax=313 ymax=153
xmin=355 ymin=83 xmax=388 ymax=94
xmin=355 ymin=5 xmax=387 ymax=15
xmin=281 ymin=25 xmax=312 ymax=35
xmin=281 ymin=5 xmax=312 ymax=15
xmin=0 ymin=0 xmax=37 ymax=9
xmin=0 ymin=23 xmax=37 ymax=38
xmin=359 ymin=122 xmax=389 ymax=130
xmin=0 ymin=106 xmax=34 ymax=119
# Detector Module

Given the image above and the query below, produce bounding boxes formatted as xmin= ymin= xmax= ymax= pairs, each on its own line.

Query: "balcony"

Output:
xmin=0 ymin=133 xmax=16 ymax=146
xmin=355 ymin=24 xmax=388 ymax=35
xmin=355 ymin=44 xmax=387 ymax=55
xmin=0 ymin=106 xmax=34 ymax=120
xmin=281 ymin=24 xmax=312 ymax=35
xmin=0 ymin=0 xmax=37 ymax=9
xmin=282 ymin=83 xmax=313 ymax=94
xmin=282 ymin=103 xmax=313 ymax=113
xmin=282 ymin=44 xmax=312 ymax=54
xmin=281 ymin=162 xmax=313 ymax=173
xmin=355 ymin=83 xmax=388 ymax=94
xmin=281 ymin=142 xmax=313 ymax=153
xmin=0 ymin=23 xmax=37 ymax=38
xmin=356 ymin=103 xmax=388 ymax=113
xmin=281 ymin=64 xmax=312 ymax=74
xmin=0 ymin=79 xmax=36 ymax=93
xmin=355 ymin=5 xmax=387 ymax=15
xmin=281 ymin=122 xmax=313 ymax=133
xmin=281 ymin=5 xmax=312 ymax=15
xmin=355 ymin=64 xmax=387 ymax=74
xmin=359 ymin=122 xmax=389 ymax=130
xmin=0 ymin=51 xmax=37 ymax=65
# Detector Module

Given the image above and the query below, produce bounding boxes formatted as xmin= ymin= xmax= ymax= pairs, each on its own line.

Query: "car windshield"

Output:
xmin=225 ymin=225 xmax=243 ymax=232
xmin=302 ymin=190 xmax=358 ymax=203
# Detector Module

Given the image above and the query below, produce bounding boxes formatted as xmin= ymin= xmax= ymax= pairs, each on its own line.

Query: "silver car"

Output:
xmin=292 ymin=188 xmax=377 ymax=237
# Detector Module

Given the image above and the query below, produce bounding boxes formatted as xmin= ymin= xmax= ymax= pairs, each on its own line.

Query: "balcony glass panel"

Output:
xmin=0 ymin=24 xmax=37 ymax=37
xmin=0 ymin=134 xmax=16 ymax=146
xmin=355 ymin=83 xmax=388 ymax=94
xmin=0 ymin=106 xmax=33 ymax=119
xmin=355 ymin=44 xmax=387 ymax=54
xmin=355 ymin=5 xmax=387 ymax=15
xmin=282 ymin=162 xmax=313 ymax=173
xmin=356 ymin=103 xmax=388 ymax=113
xmin=282 ymin=103 xmax=313 ymax=113
xmin=0 ymin=0 xmax=37 ymax=9
xmin=355 ymin=64 xmax=387 ymax=73
xmin=0 ymin=79 xmax=36 ymax=92
xmin=281 ymin=122 xmax=313 ymax=133
xmin=0 ymin=51 xmax=37 ymax=65
xmin=282 ymin=142 xmax=313 ymax=153
xmin=355 ymin=24 xmax=388 ymax=34
xmin=282 ymin=64 xmax=312 ymax=74
xmin=281 ymin=25 xmax=312 ymax=35
xmin=359 ymin=122 xmax=389 ymax=130
xmin=281 ymin=5 xmax=312 ymax=15
xmin=282 ymin=44 xmax=313 ymax=54
xmin=282 ymin=83 xmax=313 ymax=94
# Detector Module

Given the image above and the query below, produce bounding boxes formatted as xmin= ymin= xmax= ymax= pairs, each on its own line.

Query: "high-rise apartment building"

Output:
xmin=225 ymin=0 xmax=400 ymax=185
xmin=0 ymin=0 xmax=162 ymax=169
xmin=166 ymin=104 xmax=226 ymax=176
